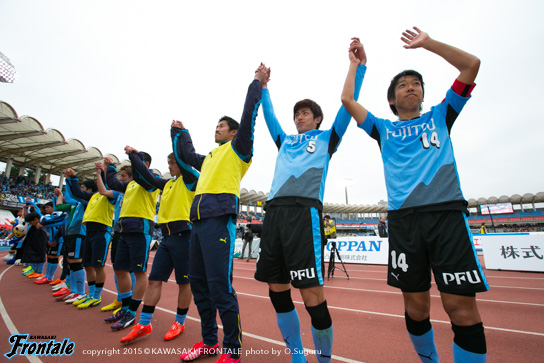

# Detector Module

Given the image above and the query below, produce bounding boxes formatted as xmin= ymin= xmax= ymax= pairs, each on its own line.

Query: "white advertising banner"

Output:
xmin=324 ymin=237 xmax=389 ymax=265
xmin=481 ymin=234 xmax=544 ymax=272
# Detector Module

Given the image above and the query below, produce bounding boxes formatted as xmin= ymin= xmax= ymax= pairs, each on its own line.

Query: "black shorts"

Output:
xmin=65 ymin=235 xmax=85 ymax=260
xmin=254 ymin=205 xmax=325 ymax=289
xmin=46 ymin=242 xmax=60 ymax=256
xmin=83 ymin=229 xmax=112 ymax=267
xmin=387 ymin=210 xmax=489 ymax=294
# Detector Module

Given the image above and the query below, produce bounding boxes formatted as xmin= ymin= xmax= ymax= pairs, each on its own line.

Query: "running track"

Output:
xmin=0 ymin=252 xmax=543 ymax=362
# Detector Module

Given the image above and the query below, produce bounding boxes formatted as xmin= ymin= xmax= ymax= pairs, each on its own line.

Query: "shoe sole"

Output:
xmin=78 ymin=301 xmax=101 ymax=309
xmin=111 ymin=318 xmax=135 ymax=331
xmin=101 ymin=304 xmax=122 ymax=312
xmin=120 ymin=331 xmax=151 ymax=344
xmin=164 ymin=328 xmax=185 ymax=341
xmin=181 ymin=349 xmax=219 ymax=361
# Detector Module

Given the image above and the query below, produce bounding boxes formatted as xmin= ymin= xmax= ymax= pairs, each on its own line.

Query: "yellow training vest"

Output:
xmin=195 ymin=141 xmax=251 ymax=196
xmin=119 ymin=180 xmax=160 ymax=221
xmin=82 ymin=193 xmax=114 ymax=227
xmin=158 ymin=178 xmax=194 ymax=224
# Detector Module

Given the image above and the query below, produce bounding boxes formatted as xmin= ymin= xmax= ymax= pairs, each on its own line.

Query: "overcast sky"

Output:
xmin=1 ymin=0 xmax=543 ymax=206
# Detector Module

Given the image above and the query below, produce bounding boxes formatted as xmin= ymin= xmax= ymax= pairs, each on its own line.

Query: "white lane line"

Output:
xmin=233 ymin=291 xmax=544 ymax=337
xmin=0 ymin=265 xmax=42 ymax=363
xmin=102 ymin=288 xmax=365 ymax=363
xmin=234 ymin=276 xmax=544 ymax=305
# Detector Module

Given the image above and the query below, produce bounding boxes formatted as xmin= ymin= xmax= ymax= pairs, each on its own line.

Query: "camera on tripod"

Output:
xmin=327 ymin=241 xmax=349 ymax=280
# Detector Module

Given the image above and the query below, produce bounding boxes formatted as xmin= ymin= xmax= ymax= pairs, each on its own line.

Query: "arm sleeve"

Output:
xmin=65 ymin=177 xmax=94 ymax=201
xmin=171 ymin=127 xmax=200 ymax=192
xmin=262 ymin=88 xmax=286 ymax=150
xmin=175 ymin=129 xmax=206 ymax=171
xmin=231 ymin=79 xmax=262 ymax=161
xmin=27 ymin=200 xmax=43 ymax=217
xmin=129 ymin=152 xmax=167 ymax=191
xmin=105 ymin=165 xmax=129 ymax=193
xmin=128 ymin=153 xmax=160 ymax=192
xmin=62 ymin=182 xmax=85 ymax=206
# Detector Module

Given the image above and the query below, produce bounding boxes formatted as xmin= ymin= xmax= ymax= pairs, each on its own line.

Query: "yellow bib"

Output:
xmin=120 ymin=180 xmax=160 ymax=221
xmin=196 ymin=141 xmax=251 ymax=196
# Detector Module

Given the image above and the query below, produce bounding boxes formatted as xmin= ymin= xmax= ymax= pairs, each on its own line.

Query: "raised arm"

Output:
xmin=170 ymin=121 xmax=206 ymax=171
xmin=95 ymin=162 xmax=115 ymax=198
xmin=104 ymin=157 xmax=129 ymax=193
xmin=126 ymin=147 xmax=166 ymax=191
xmin=341 ymin=38 xmax=368 ymax=126
xmin=171 ymin=122 xmax=200 ymax=191
xmin=259 ymin=64 xmax=287 ymax=149
xmin=230 ymin=66 xmax=267 ymax=161
xmin=401 ymin=26 xmax=480 ymax=84
xmin=64 ymin=168 xmax=94 ymax=202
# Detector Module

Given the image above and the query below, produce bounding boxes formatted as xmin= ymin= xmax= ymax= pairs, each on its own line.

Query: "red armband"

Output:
xmin=451 ymin=79 xmax=476 ymax=97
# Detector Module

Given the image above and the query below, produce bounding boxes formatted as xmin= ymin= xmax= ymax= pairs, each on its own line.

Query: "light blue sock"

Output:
xmin=94 ymin=285 xmax=103 ymax=299
xmin=276 ymin=309 xmax=306 ymax=363
xmin=409 ymin=328 xmax=440 ymax=362
xmin=175 ymin=313 xmax=187 ymax=325
xmin=73 ymin=269 xmax=86 ymax=295
xmin=88 ymin=283 xmax=96 ymax=298
xmin=139 ymin=312 xmax=153 ymax=326
xmin=69 ymin=273 xmax=77 ymax=293
xmin=47 ymin=262 xmax=58 ymax=280
xmin=311 ymin=325 xmax=333 ymax=363
xmin=130 ymin=272 xmax=136 ymax=293
xmin=45 ymin=263 xmax=52 ymax=279
xmin=37 ymin=263 xmax=45 ymax=274
xmin=114 ymin=274 xmax=120 ymax=300
xmin=453 ymin=342 xmax=486 ymax=363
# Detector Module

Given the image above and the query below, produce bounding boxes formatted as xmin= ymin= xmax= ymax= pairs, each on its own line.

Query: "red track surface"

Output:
xmin=1 ymin=253 xmax=543 ymax=362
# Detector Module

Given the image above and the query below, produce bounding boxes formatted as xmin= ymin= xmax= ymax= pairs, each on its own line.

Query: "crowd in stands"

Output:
xmin=0 ymin=227 xmax=10 ymax=239
xmin=238 ymin=211 xmax=264 ymax=221
xmin=1 ymin=173 xmax=56 ymax=200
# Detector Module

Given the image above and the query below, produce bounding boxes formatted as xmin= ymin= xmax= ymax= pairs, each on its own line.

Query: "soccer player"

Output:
xmin=27 ymin=201 xmax=63 ymax=285
xmin=176 ymin=68 xmax=265 ymax=363
xmin=119 ymin=124 xmax=200 ymax=343
xmin=95 ymin=162 xmax=135 ymax=313
xmin=341 ymin=29 xmax=488 ymax=363
xmin=54 ymin=172 xmax=94 ymax=304
xmin=20 ymin=211 xmax=48 ymax=278
xmin=65 ymin=168 xmax=116 ymax=309
xmin=253 ymin=43 xmax=365 ymax=363
xmin=104 ymin=149 xmax=160 ymax=331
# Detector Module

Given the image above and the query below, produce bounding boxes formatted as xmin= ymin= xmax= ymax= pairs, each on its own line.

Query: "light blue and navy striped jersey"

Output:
xmin=360 ymin=87 xmax=471 ymax=211
xmin=264 ymin=65 xmax=365 ymax=205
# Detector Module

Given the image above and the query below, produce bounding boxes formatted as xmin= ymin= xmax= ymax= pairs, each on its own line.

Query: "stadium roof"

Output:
xmin=2 ymin=100 xmax=543 ymax=214
xmin=0 ymin=101 xmax=162 ymax=179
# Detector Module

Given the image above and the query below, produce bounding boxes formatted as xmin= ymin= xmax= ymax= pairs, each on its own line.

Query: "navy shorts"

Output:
xmin=114 ymin=232 xmax=151 ymax=273
xmin=65 ymin=235 xmax=85 ymax=260
xmin=149 ymin=231 xmax=190 ymax=284
xmin=387 ymin=209 xmax=489 ymax=294
xmin=83 ymin=229 xmax=112 ymax=267
xmin=110 ymin=231 xmax=121 ymax=265
xmin=255 ymin=205 xmax=325 ymax=289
